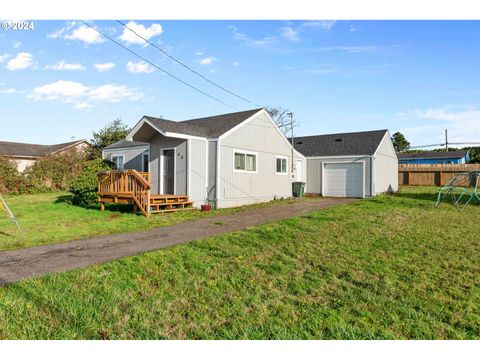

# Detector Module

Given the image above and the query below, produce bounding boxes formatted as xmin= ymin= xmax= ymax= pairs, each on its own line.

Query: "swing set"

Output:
xmin=0 ymin=189 xmax=26 ymax=238
xmin=435 ymin=170 xmax=480 ymax=211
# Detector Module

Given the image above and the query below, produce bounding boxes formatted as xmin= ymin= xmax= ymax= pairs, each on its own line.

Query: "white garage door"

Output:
xmin=323 ymin=163 xmax=364 ymax=198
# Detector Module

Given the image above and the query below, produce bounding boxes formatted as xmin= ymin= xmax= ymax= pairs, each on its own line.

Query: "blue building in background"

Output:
xmin=397 ymin=150 xmax=470 ymax=165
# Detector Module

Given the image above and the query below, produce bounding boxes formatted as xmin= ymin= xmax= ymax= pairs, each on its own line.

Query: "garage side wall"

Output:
xmin=306 ymin=156 xmax=372 ymax=197
xmin=373 ymin=135 xmax=398 ymax=194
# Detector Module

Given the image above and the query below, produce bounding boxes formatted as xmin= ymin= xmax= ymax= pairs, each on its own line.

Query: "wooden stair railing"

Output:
xmin=98 ymin=170 xmax=151 ymax=217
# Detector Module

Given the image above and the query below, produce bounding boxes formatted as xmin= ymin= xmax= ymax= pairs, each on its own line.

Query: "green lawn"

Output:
xmin=0 ymin=187 xmax=479 ymax=339
xmin=0 ymin=192 xmax=297 ymax=251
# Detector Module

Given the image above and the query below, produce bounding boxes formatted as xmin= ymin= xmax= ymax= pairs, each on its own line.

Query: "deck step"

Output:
xmin=150 ymin=207 xmax=195 ymax=214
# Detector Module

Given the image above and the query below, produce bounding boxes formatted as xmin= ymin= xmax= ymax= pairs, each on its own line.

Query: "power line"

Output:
xmin=116 ymin=20 xmax=260 ymax=106
xmin=79 ymin=20 xmax=235 ymax=110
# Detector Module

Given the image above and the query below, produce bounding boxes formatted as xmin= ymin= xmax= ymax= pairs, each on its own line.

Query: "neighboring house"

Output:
xmin=103 ymin=108 xmax=306 ymax=208
xmin=397 ymin=150 xmax=470 ymax=164
xmin=291 ymin=129 xmax=398 ymax=198
xmin=0 ymin=139 xmax=90 ymax=172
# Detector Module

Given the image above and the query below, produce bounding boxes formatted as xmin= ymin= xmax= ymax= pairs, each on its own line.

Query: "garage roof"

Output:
xmin=290 ymin=129 xmax=388 ymax=157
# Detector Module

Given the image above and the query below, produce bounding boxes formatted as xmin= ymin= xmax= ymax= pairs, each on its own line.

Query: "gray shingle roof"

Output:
xmin=143 ymin=108 xmax=263 ymax=138
xmin=0 ymin=140 xmax=88 ymax=158
xmin=397 ymin=150 xmax=468 ymax=160
xmin=290 ymin=129 xmax=388 ymax=157
xmin=104 ymin=139 xmax=149 ymax=150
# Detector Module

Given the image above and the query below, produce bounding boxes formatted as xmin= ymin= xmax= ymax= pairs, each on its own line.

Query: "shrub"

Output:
xmin=69 ymin=158 xmax=113 ymax=206
xmin=0 ymin=157 xmax=28 ymax=194
xmin=24 ymin=148 xmax=86 ymax=192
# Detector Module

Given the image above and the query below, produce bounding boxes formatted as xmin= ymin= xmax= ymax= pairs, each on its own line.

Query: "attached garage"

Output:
xmin=291 ymin=129 xmax=398 ymax=198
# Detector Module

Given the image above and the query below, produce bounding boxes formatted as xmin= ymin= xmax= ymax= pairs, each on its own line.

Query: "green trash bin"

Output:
xmin=292 ymin=182 xmax=305 ymax=198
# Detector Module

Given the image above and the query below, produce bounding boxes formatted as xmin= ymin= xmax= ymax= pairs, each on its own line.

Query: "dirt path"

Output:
xmin=0 ymin=198 xmax=354 ymax=286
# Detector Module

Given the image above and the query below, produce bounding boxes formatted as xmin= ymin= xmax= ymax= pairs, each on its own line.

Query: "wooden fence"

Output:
xmin=398 ymin=164 xmax=480 ymax=186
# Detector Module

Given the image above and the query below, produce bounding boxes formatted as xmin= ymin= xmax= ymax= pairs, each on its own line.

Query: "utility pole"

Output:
xmin=287 ymin=112 xmax=294 ymax=175
xmin=445 ymin=129 xmax=448 ymax=152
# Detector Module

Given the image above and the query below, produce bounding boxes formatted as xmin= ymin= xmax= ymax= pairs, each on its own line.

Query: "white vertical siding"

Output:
xmin=218 ymin=111 xmax=305 ymax=208
xmin=188 ymin=139 xmax=207 ymax=207
xmin=373 ymin=133 xmax=398 ymax=194
xmin=207 ymin=140 xmax=217 ymax=204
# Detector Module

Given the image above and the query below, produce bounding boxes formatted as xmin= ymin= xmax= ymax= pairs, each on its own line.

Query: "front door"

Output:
xmin=296 ymin=160 xmax=303 ymax=181
xmin=162 ymin=149 xmax=175 ymax=194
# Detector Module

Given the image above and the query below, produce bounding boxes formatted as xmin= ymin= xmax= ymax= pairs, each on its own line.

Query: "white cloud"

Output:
xmin=89 ymin=84 xmax=142 ymax=102
xmin=302 ymin=21 xmax=337 ymax=31
xmin=0 ymin=88 xmax=17 ymax=94
xmin=401 ymin=106 xmax=480 ymax=144
xmin=119 ymin=21 xmax=163 ymax=45
xmin=64 ymin=24 xmax=105 ymax=45
xmin=30 ymin=80 xmax=88 ymax=100
xmin=126 ymin=60 xmax=154 ymax=73
xmin=6 ymin=52 xmax=35 ymax=70
xmin=28 ymin=80 xmax=143 ymax=109
xmin=281 ymin=26 xmax=300 ymax=42
xmin=12 ymin=41 xmax=21 ymax=49
xmin=44 ymin=60 xmax=86 ymax=71
xmin=233 ymin=32 xmax=277 ymax=47
xmin=0 ymin=54 xmax=9 ymax=63
xmin=93 ymin=62 xmax=116 ymax=72
xmin=233 ymin=61 xmax=240 ymax=67
xmin=198 ymin=56 xmax=216 ymax=66
xmin=195 ymin=51 xmax=204 ymax=56
xmin=74 ymin=102 xmax=93 ymax=109
xmin=47 ymin=21 xmax=76 ymax=39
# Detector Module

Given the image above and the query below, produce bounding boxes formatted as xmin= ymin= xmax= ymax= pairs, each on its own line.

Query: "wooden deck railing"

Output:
xmin=399 ymin=164 xmax=480 ymax=186
xmin=98 ymin=170 xmax=151 ymax=216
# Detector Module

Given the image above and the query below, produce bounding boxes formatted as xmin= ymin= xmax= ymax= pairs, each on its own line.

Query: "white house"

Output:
xmin=103 ymin=108 xmax=306 ymax=208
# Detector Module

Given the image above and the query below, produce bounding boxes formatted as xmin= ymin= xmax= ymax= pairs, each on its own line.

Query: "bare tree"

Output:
xmin=266 ymin=106 xmax=298 ymax=135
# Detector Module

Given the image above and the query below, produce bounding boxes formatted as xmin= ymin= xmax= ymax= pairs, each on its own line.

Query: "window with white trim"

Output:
xmin=276 ymin=156 xmax=288 ymax=175
xmin=234 ymin=151 xmax=256 ymax=172
xmin=111 ymin=155 xmax=124 ymax=170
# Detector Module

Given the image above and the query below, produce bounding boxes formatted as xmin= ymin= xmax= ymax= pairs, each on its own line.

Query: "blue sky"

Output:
xmin=1 ymin=20 xmax=479 ymax=146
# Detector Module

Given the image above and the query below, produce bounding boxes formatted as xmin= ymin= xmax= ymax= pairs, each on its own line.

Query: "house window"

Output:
xmin=234 ymin=151 xmax=257 ymax=172
xmin=111 ymin=155 xmax=124 ymax=170
xmin=276 ymin=156 xmax=288 ymax=175
xmin=142 ymin=153 xmax=149 ymax=172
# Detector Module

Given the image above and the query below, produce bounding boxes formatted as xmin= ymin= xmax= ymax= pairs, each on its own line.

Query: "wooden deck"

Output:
xmin=97 ymin=170 xmax=194 ymax=217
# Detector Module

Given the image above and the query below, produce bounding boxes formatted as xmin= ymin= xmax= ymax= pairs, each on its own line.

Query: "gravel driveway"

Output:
xmin=0 ymin=197 xmax=354 ymax=286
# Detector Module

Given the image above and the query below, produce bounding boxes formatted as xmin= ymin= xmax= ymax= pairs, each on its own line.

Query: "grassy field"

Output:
xmin=0 ymin=186 xmax=479 ymax=339
xmin=0 ymin=192 xmax=297 ymax=250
